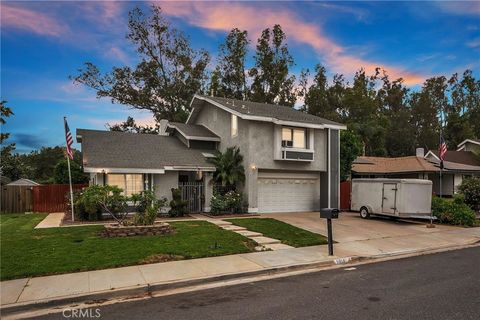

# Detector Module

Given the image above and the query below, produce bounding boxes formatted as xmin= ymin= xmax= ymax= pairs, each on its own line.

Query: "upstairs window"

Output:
xmin=282 ymin=127 xmax=307 ymax=149
xmin=231 ymin=114 xmax=238 ymax=137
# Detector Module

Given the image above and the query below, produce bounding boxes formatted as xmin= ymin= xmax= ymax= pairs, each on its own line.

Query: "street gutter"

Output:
xmin=2 ymin=240 xmax=479 ymax=320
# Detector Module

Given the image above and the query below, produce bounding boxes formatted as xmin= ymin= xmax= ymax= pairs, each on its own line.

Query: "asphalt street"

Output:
xmin=34 ymin=247 xmax=480 ymax=320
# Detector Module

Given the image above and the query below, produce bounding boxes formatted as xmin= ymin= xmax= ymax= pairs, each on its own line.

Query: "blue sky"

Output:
xmin=1 ymin=1 xmax=479 ymax=153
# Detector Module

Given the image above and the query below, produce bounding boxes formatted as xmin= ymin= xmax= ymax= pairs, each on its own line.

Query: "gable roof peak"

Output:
xmin=189 ymin=94 xmax=346 ymax=129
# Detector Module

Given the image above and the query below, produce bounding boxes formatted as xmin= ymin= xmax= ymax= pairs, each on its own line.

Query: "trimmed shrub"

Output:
xmin=210 ymin=191 xmax=247 ymax=215
xmin=73 ymin=185 xmax=128 ymax=221
xmin=131 ymin=190 xmax=167 ymax=225
xmin=169 ymin=188 xmax=188 ymax=217
xmin=458 ymin=177 xmax=480 ymax=211
xmin=432 ymin=196 xmax=476 ymax=227
xmin=133 ymin=197 xmax=167 ymax=225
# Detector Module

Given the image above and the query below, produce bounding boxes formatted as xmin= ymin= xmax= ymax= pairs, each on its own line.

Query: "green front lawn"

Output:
xmin=0 ymin=214 xmax=256 ymax=281
xmin=226 ymin=218 xmax=328 ymax=247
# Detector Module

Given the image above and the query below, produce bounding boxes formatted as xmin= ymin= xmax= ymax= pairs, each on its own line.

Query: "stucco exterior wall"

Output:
xmin=453 ymin=174 xmax=463 ymax=194
xmin=93 ymin=173 xmax=105 ymax=186
xmin=246 ymin=121 xmax=327 ymax=171
xmin=193 ymin=100 xmax=335 ymax=212
xmin=429 ymin=173 xmax=454 ymax=196
xmin=153 ymin=171 xmax=179 ymax=201
xmin=194 ymin=102 xmax=328 ymax=171
xmin=194 ymin=102 xmax=250 ymax=158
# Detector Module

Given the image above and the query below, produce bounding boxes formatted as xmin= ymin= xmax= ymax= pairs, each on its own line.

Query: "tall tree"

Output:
xmin=54 ymin=159 xmax=88 ymax=184
xmin=216 ymin=28 xmax=249 ymax=100
xmin=444 ymin=71 xmax=474 ymax=148
xmin=340 ymin=130 xmax=362 ymax=180
xmin=446 ymin=70 xmax=480 ymax=146
xmin=377 ymin=73 xmax=415 ymax=156
xmin=249 ymin=25 xmax=296 ymax=106
xmin=73 ymin=6 xmax=210 ymax=122
xmin=0 ymin=101 xmax=20 ymax=181
xmin=328 ymin=74 xmax=348 ymax=121
xmin=304 ymin=64 xmax=341 ymax=122
xmin=410 ymin=91 xmax=440 ymax=151
xmin=411 ymin=76 xmax=447 ymax=151
xmin=343 ymin=69 xmax=387 ymax=156
xmin=108 ymin=116 xmax=159 ymax=134
xmin=22 ymin=147 xmax=83 ymax=184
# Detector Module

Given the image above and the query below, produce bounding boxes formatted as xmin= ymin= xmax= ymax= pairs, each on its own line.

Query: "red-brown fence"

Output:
xmin=32 ymin=184 xmax=87 ymax=213
xmin=1 ymin=186 xmax=34 ymax=213
xmin=340 ymin=181 xmax=352 ymax=211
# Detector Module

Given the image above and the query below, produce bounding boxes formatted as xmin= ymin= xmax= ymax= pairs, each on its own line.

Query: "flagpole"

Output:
xmin=64 ymin=117 xmax=75 ymax=222
xmin=439 ymin=164 xmax=442 ymax=198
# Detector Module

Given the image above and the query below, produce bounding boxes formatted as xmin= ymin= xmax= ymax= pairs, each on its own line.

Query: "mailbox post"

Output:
xmin=320 ymin=208 xmax=340 ymax=256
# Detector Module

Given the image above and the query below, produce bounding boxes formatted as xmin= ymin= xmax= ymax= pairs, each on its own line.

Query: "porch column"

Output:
xmin=203 ymin=172 xmax=213 ymax=213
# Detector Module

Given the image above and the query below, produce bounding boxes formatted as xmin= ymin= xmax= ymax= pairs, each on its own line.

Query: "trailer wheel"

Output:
xmin=360 ymin=207 xmax=370 ymax=219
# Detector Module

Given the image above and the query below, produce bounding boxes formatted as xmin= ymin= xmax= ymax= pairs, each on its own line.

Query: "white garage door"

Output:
xmin=257 ymin=172 xmax=320 ymax=213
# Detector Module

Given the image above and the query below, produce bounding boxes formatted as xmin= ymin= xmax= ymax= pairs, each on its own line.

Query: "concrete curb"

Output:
xmin=2 ymin=240 xmax=479 ymax=317
xmin=352 ymin=241 xmax=480 ymax=268
xmin=0 ymin=257 xmax=354 ymax=317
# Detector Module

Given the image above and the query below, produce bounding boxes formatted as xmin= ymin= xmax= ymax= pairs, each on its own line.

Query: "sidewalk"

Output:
xmin=1 ymin=226 xmax=479 ymax=312
xmin=34 ymin=212 xmax=64 ymax=229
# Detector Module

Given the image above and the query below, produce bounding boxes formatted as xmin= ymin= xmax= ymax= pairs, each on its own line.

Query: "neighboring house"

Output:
xmin=6 ymin=178 xmax=41 ymax=186
xmin=457 ymin=139 xmax=480 ymax=154
xmin=77 ymin=94 xmax=346 ymax=213
xmin=424 ymin=149 xmax=480 ymax=194
xmin=352 ymin=148 xmax=480 ymax=196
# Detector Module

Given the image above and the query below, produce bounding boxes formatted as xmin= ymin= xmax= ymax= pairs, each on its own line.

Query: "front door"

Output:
xmin=382 ymin=183 xmax=397 ymax=215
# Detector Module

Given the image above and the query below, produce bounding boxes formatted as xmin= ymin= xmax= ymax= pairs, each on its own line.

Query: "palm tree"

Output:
xmin=208 ymin=147 xmax=245 ymax=187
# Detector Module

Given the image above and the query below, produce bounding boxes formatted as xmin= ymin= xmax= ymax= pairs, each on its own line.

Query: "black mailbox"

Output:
xmin=320 ymin=208 xmax=340 ymax=219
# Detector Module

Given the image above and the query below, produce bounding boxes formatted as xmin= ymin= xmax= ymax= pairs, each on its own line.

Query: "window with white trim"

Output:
xmin=107 ymin=174 xmax=143 ymax=196
xmin=231 ymin=114 xmax=238 ymax=137
xmin=282 ymin=127 xmax=307 ymax=149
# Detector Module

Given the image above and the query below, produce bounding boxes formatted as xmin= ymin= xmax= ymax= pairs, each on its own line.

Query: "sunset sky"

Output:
xmin=1 ymin=1 xmax=479 ymax=153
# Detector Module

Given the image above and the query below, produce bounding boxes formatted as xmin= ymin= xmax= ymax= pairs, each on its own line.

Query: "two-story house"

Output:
xmin=76 ymin=95 xmax=346 ymax=213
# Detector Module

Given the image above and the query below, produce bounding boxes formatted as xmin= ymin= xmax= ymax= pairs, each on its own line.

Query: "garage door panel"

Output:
xmin=257 ymin=174 xmax=320 ymax=213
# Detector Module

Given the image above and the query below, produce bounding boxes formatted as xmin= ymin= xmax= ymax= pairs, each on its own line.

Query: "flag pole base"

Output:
xmin=426 ymin=223 xmax=436 ymax=229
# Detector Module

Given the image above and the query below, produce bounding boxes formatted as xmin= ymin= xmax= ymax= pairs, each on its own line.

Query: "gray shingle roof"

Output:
xmin=7 ymin=178 xmax=40 ymax=186
xmin=168 ymin=122 xmax=219 ymax=139
xmin=192 ymin=95 xmax=345 ymax=127
xmin=429 ymin=150 xmax=480 ymax=166
xmin=77 ymin=129 xmax=214 ymax=170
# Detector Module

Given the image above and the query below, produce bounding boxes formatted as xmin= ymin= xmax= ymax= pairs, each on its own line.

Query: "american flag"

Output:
xmin=64 ymin=117 xmax=74 ymax=160
xmin=439 ymin=135 xmax=447 ymax=163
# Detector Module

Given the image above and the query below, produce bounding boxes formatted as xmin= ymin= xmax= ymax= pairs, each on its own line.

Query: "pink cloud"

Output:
xmin=90 ymin=111 xmax=157 ymax=129
xmin=0 ymin=3 xmax=66 ymax=37
xmin=159 ymin=1 xmax=425 ymax=85
xmin=78 ymin=1 xmax=124 ymax=24
xmin=106 ymin=46 xmax=130 ymax=64
xmin=435 ymin=2 xmax=480 ymax=16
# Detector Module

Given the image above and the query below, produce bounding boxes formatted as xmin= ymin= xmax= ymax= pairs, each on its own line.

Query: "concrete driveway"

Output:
xmin=261 ymin=211 xmax=461 ymax=243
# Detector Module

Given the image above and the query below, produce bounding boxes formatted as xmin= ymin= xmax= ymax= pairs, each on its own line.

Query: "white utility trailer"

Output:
xmin=351 ymin=178 xmax=433 ymax=219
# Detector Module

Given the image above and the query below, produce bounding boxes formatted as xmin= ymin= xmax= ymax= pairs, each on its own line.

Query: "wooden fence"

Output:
xmin=1 ymin=184 xmax=87 ymax=214
xmin=1 ymin=186 xmax=33 ymax=213
xmin=33 ymin=184 xmax=87 ymax=213
xmin=340 ymin=180 xmax=352 ymax=211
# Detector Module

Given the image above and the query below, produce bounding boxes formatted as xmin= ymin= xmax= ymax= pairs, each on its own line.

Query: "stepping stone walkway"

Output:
xmin=194 ymin=215 xmax=294 ymax=251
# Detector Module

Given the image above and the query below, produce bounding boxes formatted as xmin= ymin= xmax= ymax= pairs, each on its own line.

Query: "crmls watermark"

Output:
xmin=62 ymin=308 xmax=101 ymax=318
